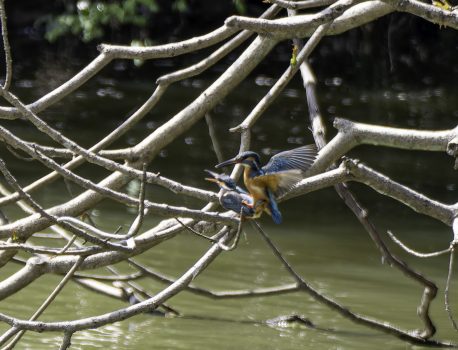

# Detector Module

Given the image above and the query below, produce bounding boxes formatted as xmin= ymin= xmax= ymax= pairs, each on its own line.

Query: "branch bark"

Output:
xmin=0 ymin=1 xmax=457 ymax=347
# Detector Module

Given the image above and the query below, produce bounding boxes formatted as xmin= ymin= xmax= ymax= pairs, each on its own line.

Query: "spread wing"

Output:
xmin=255 ymin=144 xmax=317 ymax=197
xmin=253 ymin=170 xmax=303 ymax=197
xmin=262 ymin=144 xmax=317 ymax=174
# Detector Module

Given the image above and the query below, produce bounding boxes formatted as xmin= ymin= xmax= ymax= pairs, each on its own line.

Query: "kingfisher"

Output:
xmin=204 ymin=170 xmax=256 ymax=218
xmin=215 ymin=144 xmax=317 ymax=224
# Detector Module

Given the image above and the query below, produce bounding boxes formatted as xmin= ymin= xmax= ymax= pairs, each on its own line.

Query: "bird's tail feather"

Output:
xmin=267 ymin=190 xmax=282 ymax=224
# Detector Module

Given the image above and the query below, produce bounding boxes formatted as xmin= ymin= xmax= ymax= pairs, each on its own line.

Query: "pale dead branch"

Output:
xmin=0 ymin=1 xmax=456 ymax=347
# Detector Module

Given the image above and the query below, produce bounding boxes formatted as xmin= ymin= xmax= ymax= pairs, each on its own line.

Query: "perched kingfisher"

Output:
xmin=204 ymin=170 xmax=256 ymax=218
xmin=215 ymin=144 xmax=317 ymax=224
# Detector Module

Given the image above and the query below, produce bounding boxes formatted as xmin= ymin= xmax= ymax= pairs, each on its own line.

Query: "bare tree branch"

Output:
xmin=284 ymin=159 xmax=456 ymax=226
xmin=386 ymin=230 xmax=451 ymax=258
xmin=226 ymin=0 xmax=394 ymax=38
xmin=0 ymin=257 xmax=84 ymax=348
xmin=310 ymin=118 xmax=458 ymax=175
xmin=0 ymin=0 xmax=11 ymax=91
xmin=0 ymin=1 xmax=456 ymax=347
xmin=230 ymin=22 xmax=332 ymax=133
xmin=296 ymin=44 xmax=440 ymax=339
xmin=269 ymin=0 xmax=337 ymax=10
xmin=386 ymin=0 xmax=458 ymax=28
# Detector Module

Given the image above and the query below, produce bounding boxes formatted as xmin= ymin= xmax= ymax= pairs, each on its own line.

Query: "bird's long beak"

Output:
xmin=204 ymin=169 xmax=219 ymax=183
xmin=215 ymin=157 xmax=239 ymax=169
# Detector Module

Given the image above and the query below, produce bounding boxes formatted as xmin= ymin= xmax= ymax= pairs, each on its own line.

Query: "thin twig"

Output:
xmin=59 ymin=331 xmax=73 ymax=350
xmin=102 ymin=264 xmax=180 ymax=316
xmin=124 ymin=163 xmax=147 ymax=240
xmin=57 ymin=235 xmax=78 ymax=255
xmin=6 ymin=145 xmax=34 ymax=161
xmin=217 ymin=215 xmax=244 ymax=251
xmin=156 ymin=5 xmax=280 ymax=85
xmin=269 ymin=0 xmax=337 ymax=9
xmin=205 ymin=113 xmax=225 ymax=164
xmin=230 ymin=22 xmax=332 ymax=132
xmin=74 ymin=271 xmax=143 ymax=282
xmin=251 ymin=221 xmax=303 ymax=285
xmin=445 ymin=248 xmax=458 ymax=331
xmin=250 ymin=223 xmax=452 ymax=346
xmin=3 ymin=257 xmax=84 ymax=349
xmin=387 ymin=230 xmax=451 ymax=258
xmin=175 ymin=217 xmax=241 ymax=252
xmin=297 ymin=27 xmax=439 ymax=339
xmin=0 ymin=0 xmax=12 ymax=90
xmin=128 ymin=258 xmax=300 ymax=299
xmin=174 ymin=218 xmax=220 ymax=244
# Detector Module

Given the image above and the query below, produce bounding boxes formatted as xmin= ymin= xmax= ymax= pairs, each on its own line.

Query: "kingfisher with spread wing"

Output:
xmin=215 ymin=144 xmax=317 ymax=224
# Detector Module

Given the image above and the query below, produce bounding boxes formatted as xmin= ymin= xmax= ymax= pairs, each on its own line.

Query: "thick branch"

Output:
xmin=99 ymin=25 xmax=238 ymax=60
xmin=386 ymin=0 xmax=458 ymax=28
xmin=226 ymin=1 xmax=393 ymax=39
xmin=156 ymin=5 xmax=280 ymax=85
xmin=270 ymin=0 xmax=337 ymax=10
xmin=309 ymin=118 xmax=458 ymax=175
xmin=285 ymin=159 xmax=456 ymax=225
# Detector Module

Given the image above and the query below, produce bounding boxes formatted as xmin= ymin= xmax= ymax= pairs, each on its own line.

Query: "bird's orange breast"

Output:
xmin=243 ymin=169 xmax=279 ymax=202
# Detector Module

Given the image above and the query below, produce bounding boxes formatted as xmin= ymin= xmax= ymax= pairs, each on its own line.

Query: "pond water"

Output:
xmin=0 ymin=39 xmax=457 ymax=349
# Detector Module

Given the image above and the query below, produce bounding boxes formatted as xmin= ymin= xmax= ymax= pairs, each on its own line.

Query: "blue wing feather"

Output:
xmin=262 ymin=144 xmax=317 ymax=174
xmin=255 ymin=144 xmax=317 ymax=197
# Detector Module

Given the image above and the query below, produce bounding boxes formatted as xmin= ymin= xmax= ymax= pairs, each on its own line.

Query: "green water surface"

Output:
xmin=0 ymin=53 xmax=457 ymax=349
